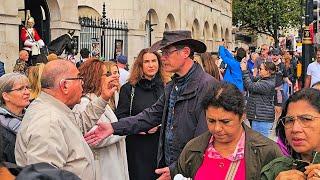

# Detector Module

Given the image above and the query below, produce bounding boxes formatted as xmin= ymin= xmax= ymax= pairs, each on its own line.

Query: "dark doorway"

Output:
xmin=19 ymin=0 xmax=50 ymax=47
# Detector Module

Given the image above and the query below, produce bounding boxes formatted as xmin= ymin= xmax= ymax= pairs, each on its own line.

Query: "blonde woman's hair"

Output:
xmin=104 ymin=61 xmax=120 ymax=111
xmin=28 ymin=63 xmax=45 ymax=99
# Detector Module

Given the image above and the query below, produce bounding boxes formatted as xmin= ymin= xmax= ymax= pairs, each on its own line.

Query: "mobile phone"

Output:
xmin=293 ymin=159 xmax=310 ymax=172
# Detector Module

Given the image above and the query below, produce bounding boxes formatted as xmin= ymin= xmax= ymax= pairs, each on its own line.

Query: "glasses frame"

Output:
xmin=160 ymin=49 xmax=179 ymax=57
xmin=280 ymin=114 xmax=320 ymax=129
xmin=60 ymin=76 xmax=84 ymax=85
xmin=7 ymin=85 xmax=31 ymax=93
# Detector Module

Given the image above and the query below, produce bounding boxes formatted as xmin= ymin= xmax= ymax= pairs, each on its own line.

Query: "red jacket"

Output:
xmin=20 ymin=27 xmax=41 ymax=43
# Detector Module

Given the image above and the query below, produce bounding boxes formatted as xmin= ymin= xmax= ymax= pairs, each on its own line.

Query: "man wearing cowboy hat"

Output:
xmin=84 ymin=30 xmax=218 ymax=179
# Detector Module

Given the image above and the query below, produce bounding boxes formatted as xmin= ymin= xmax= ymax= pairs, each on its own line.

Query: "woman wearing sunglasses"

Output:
xmin=261 ymin=88 xmax=320 ymax=179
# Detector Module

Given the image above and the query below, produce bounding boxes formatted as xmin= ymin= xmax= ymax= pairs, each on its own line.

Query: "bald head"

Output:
xmin=41 ymin=60 xmax=76 ymax=89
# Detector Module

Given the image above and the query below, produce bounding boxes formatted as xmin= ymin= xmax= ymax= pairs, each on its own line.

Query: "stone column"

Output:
xmin=0 ymin=0 xmax=20 ymax=72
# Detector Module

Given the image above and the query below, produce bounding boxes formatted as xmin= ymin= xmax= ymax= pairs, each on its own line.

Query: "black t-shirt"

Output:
xmin=275 ymin=62 xmax=288 ymax=87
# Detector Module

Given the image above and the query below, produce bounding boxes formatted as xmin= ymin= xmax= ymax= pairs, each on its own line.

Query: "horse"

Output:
xmin=47 ymin=30 xmax=77 ymax=57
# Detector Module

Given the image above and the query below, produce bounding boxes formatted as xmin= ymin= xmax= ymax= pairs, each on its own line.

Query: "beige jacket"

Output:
xmin=74 ymin=93 xmax=129 ymax=180
xmin=15 ymin=92 xmax=108 ymax=180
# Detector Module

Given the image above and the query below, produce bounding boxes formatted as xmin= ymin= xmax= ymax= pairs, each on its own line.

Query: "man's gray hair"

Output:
xmin=0 ymin=73 xmax=29 ymax=105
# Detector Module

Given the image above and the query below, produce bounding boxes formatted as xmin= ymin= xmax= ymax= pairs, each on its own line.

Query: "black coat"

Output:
xmin=242 ymin=70 xmax=275 ymax=122
xmin=0 ymin=107 xmax=23 ymax=164
xmin=115 ymin=74 xmax=164 ymax=180
xmin=112 ymin=63 xmax=218 ymax=173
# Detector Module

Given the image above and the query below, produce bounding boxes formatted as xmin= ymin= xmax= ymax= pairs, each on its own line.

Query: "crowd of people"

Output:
xmin=0 ymin=29 xmax=320 ymax=180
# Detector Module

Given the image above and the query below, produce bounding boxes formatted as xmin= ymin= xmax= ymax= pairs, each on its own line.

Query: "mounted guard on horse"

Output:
xmin=20 ymin=10 xmax=78 ymax=66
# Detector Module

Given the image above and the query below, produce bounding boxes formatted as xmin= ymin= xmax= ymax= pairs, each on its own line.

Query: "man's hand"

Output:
xmin=155 ymin=167 xmax=171 ymax=180
xmin=100 ymin=74 xmax=119 ymax=101
xmin=275 ymin=170 xmax=305 ymax=180
xmin=147 ymin=126 xmax=159 ymax=134
xmin=137 ymin=126 xmax=160 ymax=135
xmin=84 ymin=122 xmax=114 ymax=146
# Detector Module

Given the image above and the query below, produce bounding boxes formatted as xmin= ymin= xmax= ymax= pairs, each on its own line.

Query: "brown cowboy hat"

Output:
xmin=150 ymin=30 xmax=206 ymax=53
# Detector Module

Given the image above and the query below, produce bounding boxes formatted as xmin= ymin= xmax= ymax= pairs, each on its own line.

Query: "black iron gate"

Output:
xmin=79 ymin=3 xmax=128 ymax=60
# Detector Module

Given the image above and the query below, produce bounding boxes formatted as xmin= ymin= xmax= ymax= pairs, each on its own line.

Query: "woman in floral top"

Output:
xmin=172 ymin=82 xmax=282 ymax=180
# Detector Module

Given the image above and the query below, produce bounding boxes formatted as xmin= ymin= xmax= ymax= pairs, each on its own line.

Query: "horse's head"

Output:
xmin=65 ymin=36 xmax=78 ymax=56
xmin=67 ymin=30 xmax=75 ymax=37
xmin=48 ymin=30 xmax=78 ymax=56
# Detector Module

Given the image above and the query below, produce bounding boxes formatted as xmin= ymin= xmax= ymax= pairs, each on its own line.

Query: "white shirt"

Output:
xmin=307 ymin=61 xmax=320 ymax=86
xmin=119 ymin=68 xmax=130 ymax=86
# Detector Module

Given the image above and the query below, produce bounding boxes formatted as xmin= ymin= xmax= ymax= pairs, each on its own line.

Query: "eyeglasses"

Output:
xmin=8 ymin=85 xmax=31 ymax=93
xmin=160 ymin=49 xmax=179 ymax=57
xmin=63 ymin=76 xmax=84 ymax=84
xmin=280 ymin=114 xmax=320 ymax=129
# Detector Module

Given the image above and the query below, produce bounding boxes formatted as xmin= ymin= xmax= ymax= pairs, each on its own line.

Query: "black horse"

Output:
xmin=47 ymin=30 xmax=77 ymax=56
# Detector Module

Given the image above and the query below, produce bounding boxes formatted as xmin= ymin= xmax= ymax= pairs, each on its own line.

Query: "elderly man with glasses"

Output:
xmin=15 ymin=59 xmax=118 ymax=180
xmin=84 ymin=30 xmax=218 ymax=180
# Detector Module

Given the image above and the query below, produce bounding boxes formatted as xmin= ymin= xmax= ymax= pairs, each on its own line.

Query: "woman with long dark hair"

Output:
xmin=116 ymin=48 xmax=168 ymax=180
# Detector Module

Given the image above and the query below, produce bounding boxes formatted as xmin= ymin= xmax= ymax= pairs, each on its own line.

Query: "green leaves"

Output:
xmin=233 ymin=0 xmax=301 ymax=39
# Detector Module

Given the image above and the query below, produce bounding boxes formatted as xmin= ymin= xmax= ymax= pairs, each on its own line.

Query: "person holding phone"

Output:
xmin=241 ymin=61 xmax=276 ymax=137
xmin=104 ymin=61 xmax=121 ymax=111
xmin=261 ymin=88 xmax=320 ymax=179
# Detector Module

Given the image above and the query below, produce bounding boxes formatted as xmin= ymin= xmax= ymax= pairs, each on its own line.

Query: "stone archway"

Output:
xmin=165 ymin=13 xmax=176 ymax=31
xmin=225 ymin=28 xmax=230 ymax=42
xmin=203 ymin=21 xmax=211 ymax=50
xmin=78 ymin=5 xmax=101 ymax=17
xmin=213 ymin=24 xmax=218 ymax=41
xmin=146 ymin=9 xmax=159 ymax=46
xmin=221 ymin=27 xmax=224 ymax=41
xmin=192 ymin=19 xmax=200 ymax=39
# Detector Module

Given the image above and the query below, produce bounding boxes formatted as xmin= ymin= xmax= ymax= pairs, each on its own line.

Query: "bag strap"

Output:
xmin=24 ymin=27 xmax=36 ymax=42
xmin=129 ymin=86 xmax=135 ymax=116
xmin=224 ymin=160 xmax=241 ymax=180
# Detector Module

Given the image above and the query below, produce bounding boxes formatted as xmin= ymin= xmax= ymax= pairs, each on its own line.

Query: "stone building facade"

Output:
xmin=0 ymin=0 xmax=232 ymax=72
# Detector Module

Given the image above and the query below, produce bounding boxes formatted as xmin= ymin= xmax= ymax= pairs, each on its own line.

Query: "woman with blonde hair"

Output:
xmin=28 ymin=63 xmax=45 ymax=100
xmin=73 ymin=58 xmax=128 ymax=180
xmin=104 ymin=61 xmax=120 ymax=111
xmin=116 ymin=48 xmax=167 ymax=180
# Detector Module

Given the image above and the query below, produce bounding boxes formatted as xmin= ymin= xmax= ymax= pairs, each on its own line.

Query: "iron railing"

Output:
xmin=79 ymin=3 xmax=128 ymax=60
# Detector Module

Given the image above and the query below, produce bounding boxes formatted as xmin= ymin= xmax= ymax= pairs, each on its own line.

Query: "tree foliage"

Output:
xmin=232 ymin=0 xmax=301 ymax=44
